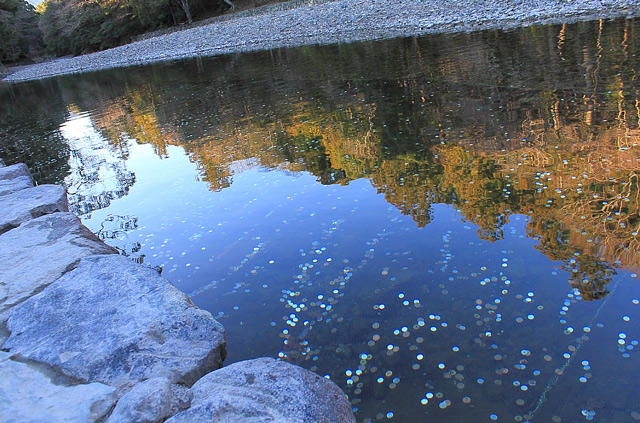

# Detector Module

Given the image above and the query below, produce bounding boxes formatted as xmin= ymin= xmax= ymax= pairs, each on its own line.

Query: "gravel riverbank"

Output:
xmin=4 ymin=0 xmax=640 ymax=82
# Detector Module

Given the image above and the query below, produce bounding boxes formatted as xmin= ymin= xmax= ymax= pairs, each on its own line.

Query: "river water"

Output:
xmin=2 ymin=17 xmax=640 ymax=423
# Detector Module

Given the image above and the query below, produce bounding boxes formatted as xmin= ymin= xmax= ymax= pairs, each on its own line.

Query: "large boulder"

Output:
xmin=4 ymin=254 xmax=227 ymax=388
xmin=0 ymin=163 xmax=33 ymax=197
xmin=165 ymin=357 xmax=356 ymax=423
xmin=0 ymin=212 xmax=117 ymax=343
xmin=0 ymin=351 xmax=117 ymax=423
xmin=0 ymin=184 xmax=68 ymax=234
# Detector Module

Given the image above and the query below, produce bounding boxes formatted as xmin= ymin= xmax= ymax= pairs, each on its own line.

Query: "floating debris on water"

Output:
xmin=582 ymin=409 xmax=596 ymax=420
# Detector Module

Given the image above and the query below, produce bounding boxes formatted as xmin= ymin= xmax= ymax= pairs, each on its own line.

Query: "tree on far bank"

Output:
xmin=0 ymin=0 xmax=43 ymax=63
xmin=175 ymin=0 xmax=192 ymax=23
xmin=37 ymin=0 xmax=229 ymax=57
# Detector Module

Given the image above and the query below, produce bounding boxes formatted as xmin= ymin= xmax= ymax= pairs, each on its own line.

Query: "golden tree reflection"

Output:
xmin=57 ymin=17 xmax=640 ymax=298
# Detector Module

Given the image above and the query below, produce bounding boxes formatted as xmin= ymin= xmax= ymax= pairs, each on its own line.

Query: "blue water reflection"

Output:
xmin=1 ymin=16 xmax=640 ymax=423
xmin=71 ymin=131 xmax=640 ymax=422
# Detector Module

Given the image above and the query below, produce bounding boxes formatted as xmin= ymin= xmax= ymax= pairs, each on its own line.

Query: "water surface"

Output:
xmin=2 ymin=17 xmax=640 ymax=423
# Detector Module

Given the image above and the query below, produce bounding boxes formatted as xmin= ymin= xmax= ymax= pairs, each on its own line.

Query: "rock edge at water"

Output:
xmin=0 ymin=161 xmax=356 ymax=423
xmin=4 ymin=0 xmax=640 ymax=83
xmin=166 ymin=357 xmax=356 ymax=423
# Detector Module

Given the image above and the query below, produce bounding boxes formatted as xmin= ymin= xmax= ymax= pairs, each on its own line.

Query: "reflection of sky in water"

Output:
xmin=71 ymin=131 xmax=640 ymax=422
xmin=61 ymin=111 xmax=135 ymax=215
xmin=42 ymin=17 xmax=640 ymax=420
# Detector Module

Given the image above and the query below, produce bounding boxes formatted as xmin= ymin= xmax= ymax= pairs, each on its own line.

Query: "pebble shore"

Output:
xmin=3 ymin=0 xmax=640 ymax=82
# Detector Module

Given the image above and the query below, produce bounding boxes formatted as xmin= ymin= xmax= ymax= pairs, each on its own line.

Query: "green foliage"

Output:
xmin=0 ymin=0 xmax=21 ymax=12
xmin=129 ymin=0 xmax=173 ymax=29
xmin=0 ymin=0 xmax=43 ymax=63
xmin=70 ymin=2 xmax=105 ymax=54
xmin=37 ymin=0 xmax=229 ymax=58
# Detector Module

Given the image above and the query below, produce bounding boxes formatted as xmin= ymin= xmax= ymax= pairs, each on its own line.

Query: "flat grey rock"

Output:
xmin=166 ymin=357 xmax=356 ymax=423
xmin=0 ymin=351 xmax=117 ymax=423
xmin=106 ymin=377 xmax=173 ymax=423
xmin=4 ymin=254 xmax=227 ymax=388
xmin=0 ymin=176 xmax=34 ymax=197
xmin=0 ymin=163 xmax=34 ymax=197
xmin=0 ymin=184 xmax=68 ymax=234
xmin=0 ymin=212 xmax=117 ymax=343
xmin=0 ymin=163 xmax=32 ymax=182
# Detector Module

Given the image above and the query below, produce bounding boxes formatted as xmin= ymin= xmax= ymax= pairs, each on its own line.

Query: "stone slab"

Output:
xmin=0 ymin=184 xmax=68 ymax=234
xmin=0 ymin=212 xmax=117 ymax=343
xmin=0 ymin=351 xmax=117 ymax=423
xmin=4 ymin=254 xmax=227 ymax=388
xmin=0 ymin=175 xmax=34 ymax=197
xmin=0 ymin=163 xmax=34 ymax=197
xmin=166 ymin=357 xmax=356 ymax=423
xmin=106 ymin=377 xmax=173 ymax=423
xmin=0 ymin=163 xmax=32 ymax=182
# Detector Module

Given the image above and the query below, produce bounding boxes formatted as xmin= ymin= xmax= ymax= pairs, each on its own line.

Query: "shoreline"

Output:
xmin=3 ymin=0 xmax=640 ymax=83
xmin=0 ymin=160 xmax=356 ymax=422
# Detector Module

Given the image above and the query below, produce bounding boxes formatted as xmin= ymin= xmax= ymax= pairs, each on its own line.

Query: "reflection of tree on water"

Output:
xmin=97 ymin=214 xmax=148 ymax=265
xmin=0 ymin=80 xmax=70 ymax=185
xmin=67 ymin=160 xmax=136 ymax=216
xmin=56 ymin=108 xmax=144 ymax=266
xmin=568 ymin=259 xmax=613 ymax=301
xmin=46 ymin=17 xmax=640 ymax=298
xmin=528 ymin=217 xmax=615 ymax=301
xmin=60 ymin=107 xmax=137 ymax=217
